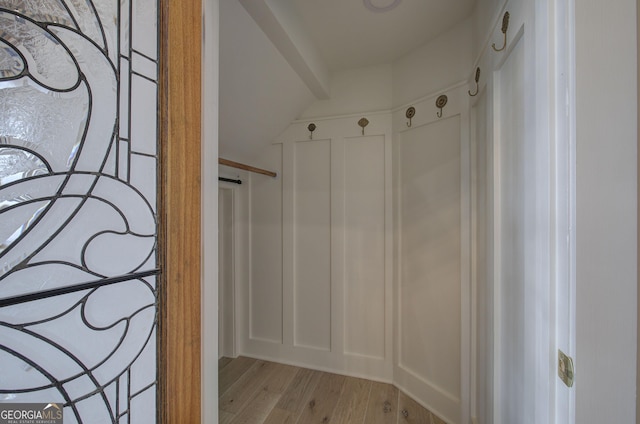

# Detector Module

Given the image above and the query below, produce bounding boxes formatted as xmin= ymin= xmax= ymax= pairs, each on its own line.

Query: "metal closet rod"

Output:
xmin=218 ymin=158 xmax=277 ymax=178
xmin=219 ymin=177 xmax=242 ymax=185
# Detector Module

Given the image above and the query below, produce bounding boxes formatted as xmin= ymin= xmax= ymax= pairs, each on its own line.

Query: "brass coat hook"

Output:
xmin=308 ymin=123 xmax=316 ymax=139
xmin=436 ymin=95 xmax=448 ymax=118
xmin=358 ymin=117 xmax=369 ymax=135
xmin=468 ymin=67 xmax=481 ymax=97
xmin=406 ymin=106 xmax=415 ymax=127
xmin=492 ymin=11 xmax=510 ymax=52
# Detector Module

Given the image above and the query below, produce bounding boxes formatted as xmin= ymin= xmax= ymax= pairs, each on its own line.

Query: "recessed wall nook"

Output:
xmin=217 ymin=2 xmax=545 ymax=423
xmin=214 ymin=0 xmax=639 ymax=423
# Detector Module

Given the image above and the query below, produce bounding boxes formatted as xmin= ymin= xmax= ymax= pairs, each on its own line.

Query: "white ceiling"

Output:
xmin=219 ymin=0 xmax=476 ymax=161
xmin=219 ymin=0 xmax=315 ymax=162
xmin=290 ymin=0 xmax=476 ymax=71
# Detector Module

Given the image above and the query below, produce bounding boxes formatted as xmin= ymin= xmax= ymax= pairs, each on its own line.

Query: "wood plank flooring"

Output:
xmin=219 ymin=357 xmax=448 ymax=424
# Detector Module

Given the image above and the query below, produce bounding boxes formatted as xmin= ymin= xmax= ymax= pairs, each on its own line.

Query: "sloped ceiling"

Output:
xmin=219 ymin=0 xmax=315 ymax=162
xmin=219 ymin=0 xmax=476 ymax=161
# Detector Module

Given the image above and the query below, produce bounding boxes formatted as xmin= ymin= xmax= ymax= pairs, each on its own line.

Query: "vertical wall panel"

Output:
xmin=219 ymin=188 xmax=234 ymax=357
xmin=294 ymin=140 xmax=332 ymax=350
xmin=495 ymin=36 xmax=526 ymax=424
xmin=344 ymin=135 xmax=386 ymax=358
xmin=250 ymin=144 xmax=283 ymax=343
xmin=472 ymin=87 xmax=491 ymax=424
xmin=575 ymin=1 xmax=638 ymax=422
xmin=400 ymin=116 xmax=461 ymax=404
xmin=243 ymin=114 xmax=393 ymax=381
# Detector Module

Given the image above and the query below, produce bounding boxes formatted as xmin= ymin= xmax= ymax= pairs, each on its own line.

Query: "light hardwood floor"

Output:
xmin=219 ymin=357 xmax=447 ymax=424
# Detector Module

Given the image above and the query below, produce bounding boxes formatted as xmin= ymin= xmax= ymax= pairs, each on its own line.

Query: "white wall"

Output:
xmin=218 ymin=188 xmax=235 ymax=359
xmin=215 ymin=1 xmax=640 ymax=423
xmin=298 ymin=16 xmax=474 ymax=121
xmin=232 ymin=12 xmax=475 ymax=424
xmin=343 ymin=135 xmax=387 ymax=358
xmin=494 ymin=33 xmax=528 ymax=422
xmin=202 ymin=0 xmax=219 ymax=422
xmin=241 ymin=81 xmax=472 ymax=424
xmin=392 ymin=17 xmax=473 ymax=108
xmin=392 ymin=86 xmax=469 ymax=424
xmin=217 ymin=165 xmax=251 ymax=362
xmin=219 ymin=0 xmax=315 ymax=162
xmin=575 ymin=0 xmax=637 ymax=422
xmin=470 ymin=82 xmax=491 ymax=424
xmin=240 ymin=114 xmax=395 ymax=381
xmin=472 ymin=0 xmax=505 ymax=58
xmin=299 ymin=64 xmax=393 ymax=119
xmin=247 ymin=147 xmax=283 ymax=345
xmin=468 ymin=1 xmax=560 ymax=423
xmin=469 ymin=1 xmax=639 ymax=422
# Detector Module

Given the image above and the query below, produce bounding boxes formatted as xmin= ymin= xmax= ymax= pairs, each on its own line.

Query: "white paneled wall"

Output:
xmin=392 ymin=85 xmax=470 ymax=424
xmin=225 ymin=3 xmax=543 ymax=420
xmin=343 ymin=135 xmax=386 ymax=359
xmin=230 ymin=88 xmax=470 ymax=422
xmin=495 ymin=34 xmax=527 ymax=423
xmin=219 ymin=188 xmax=235 ymax=358
xmin=293 ymin=139 xmax=332 ymax=351
xmin=215 ymin=0 xmax=640 ymax=422
xmin=471 ymin=82 xmax=492 ymax=424
xmin=242 ymin=113 xmax=394 ymax=381
xmin=249 ymin=146 xmax=283 ymax=344
xmin=399 ymin=116 xmax=462 ymax=419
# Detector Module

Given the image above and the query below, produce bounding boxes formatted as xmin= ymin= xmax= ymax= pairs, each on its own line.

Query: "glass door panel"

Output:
xmin=0 ymin=0 xmax=159 ymax=422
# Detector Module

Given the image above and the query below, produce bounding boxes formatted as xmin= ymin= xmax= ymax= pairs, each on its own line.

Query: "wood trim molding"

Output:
xmin=159 ymin=0 xmax=202 ymax=422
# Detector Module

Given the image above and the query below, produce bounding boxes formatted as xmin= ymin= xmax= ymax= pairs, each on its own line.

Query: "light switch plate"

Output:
xmin=558 ymin=350 xmax=575 ymax=387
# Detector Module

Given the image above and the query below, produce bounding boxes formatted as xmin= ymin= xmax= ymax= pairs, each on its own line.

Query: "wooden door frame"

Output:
xmin=159 ymin=0 xmax=202 ymax=422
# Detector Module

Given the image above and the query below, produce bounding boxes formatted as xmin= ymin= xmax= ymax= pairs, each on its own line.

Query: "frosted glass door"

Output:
xmin=0 ymin=0 xmax=159 ymax=422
